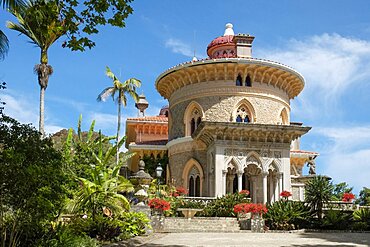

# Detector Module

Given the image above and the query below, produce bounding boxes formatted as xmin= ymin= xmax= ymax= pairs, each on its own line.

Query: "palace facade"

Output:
xmin=126 ymin=24 xmax=318 ymax=203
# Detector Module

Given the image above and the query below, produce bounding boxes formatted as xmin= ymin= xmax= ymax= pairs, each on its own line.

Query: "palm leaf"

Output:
xmin=87 ymin=120 xmax=96 ymax=143
xmin=0 ymin=29 xmax=9 ymax=60
xmin=97 ymin=86 xmax=116 ymax=102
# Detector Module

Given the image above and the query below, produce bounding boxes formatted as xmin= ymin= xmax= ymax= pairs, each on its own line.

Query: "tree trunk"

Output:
xmin=116 ymin=97 xmax=121 ymax=167
xmin=39 ymin=86 xmax=45 ymax=137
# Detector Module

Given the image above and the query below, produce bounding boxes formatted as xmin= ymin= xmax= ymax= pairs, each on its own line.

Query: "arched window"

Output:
xmin=236 ymin=74 xmax=242 ymax=86
xmin=165 ymin=111 xmax=169 ymax=117
xmin=236 ymin=105 xmax=251 ymax=123
xmin=188 ymin=166 xmax=201 ymax=197
xmin=184 ymin=102 xmax=204 ymax=136
xmin=245 ymin=75 xmax=252 ymax=87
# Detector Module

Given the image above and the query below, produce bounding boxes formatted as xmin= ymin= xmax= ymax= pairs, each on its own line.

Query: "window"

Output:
xmin=236 ymin=74 xmax=242 ymax=86
xmin=245 ymin=75 xmax=252 ymax=87
xmin=236 ymin=105 xmax=251 ymax=123
xmin=188 ymin=166 xmax=201 ymax=197
xmin=189 ymin=108 xmax=201 ymax=135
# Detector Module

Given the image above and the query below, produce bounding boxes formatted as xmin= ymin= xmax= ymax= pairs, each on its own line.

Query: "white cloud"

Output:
xmin=165 ymin=38 xmax=193 ymax=57
xmin=2 ymin=93 xmax=64 ymax=134
xmin=89 ymin=112 xmax=117 ymax=134
xmin=258 ymin=33 xmax=370 ymax=120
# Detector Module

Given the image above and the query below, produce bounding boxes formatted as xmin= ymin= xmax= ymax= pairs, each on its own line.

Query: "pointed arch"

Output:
xmin=236 ymin=74 xmax=242 ymax=86
xmin=224 ymin=156 xmax=243 ymax=172
xmin=182 ymin=158 xmax=204 ymax=196
xmin=279 ymin=108 xmax=289 ymax=125
xmin=245 ymin=151 xmax=263 ymax=169
xmin=231 ymin=99 xmax=256 ymax=123
xmin=184 ymin=101 xmax=205 ymax=136
xmin=245 ymin=74 xmax=252 ymax=87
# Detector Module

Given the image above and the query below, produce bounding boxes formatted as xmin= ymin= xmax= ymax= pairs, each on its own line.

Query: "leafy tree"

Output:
xmin=357 ymin=187 xmax=370 ymax=206
xmin=142 ymin=153 xmax=168 ymax=179
xmin=0 ymin=115 xmax=69 ymax=246
xmin=7 ymin=0 xmax=69 ymax=136
xmin=97 ymin=66 xmax=141 ymax=167
xmin=7 ymin=0 xmax=135 ymax=135
xmin=64 ymin=117 xmax=134 ymax=219
xmin=305 ymin=176 xmax=334 ymax=220
xmin=331 ymin=182 xmax=353 ymax=201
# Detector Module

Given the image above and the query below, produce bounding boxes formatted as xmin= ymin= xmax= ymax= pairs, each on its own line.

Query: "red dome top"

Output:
xmin=207 ymin=35 xmax=234 ymax=50
xmin=207 ymin=35 xmax=236 ymax=58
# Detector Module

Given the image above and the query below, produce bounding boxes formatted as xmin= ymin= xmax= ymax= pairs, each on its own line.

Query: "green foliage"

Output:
xmin=200 ymin=193 xmax=250 ymax=217
xmin=68 ymin=212 xmax=150 ymax=242
xmin=65 ymin=117 xmax=134 ymax=219
xmin=0 ymin=82 xmax=5 ymax=114
xmin=37 ymin=224 xmax=100 ymax=247
xmin=356 ymin=187 xmax=370 ymax=206
xmin=331 ymin=182 xmax=353 ymax=201
xmin=353 ymin=208 xmax=370 ymax=230
xmin=0 ymin=115 xmax=69 ymax=246
xmin=142 ymin=153 xmax=168 ymax=179
xmin=264 ymin=200 xmax=312 ymax=230
xmin=305 ymin=176 xmax=334 ymax=220
xmin=119 ymin=212 xmax=150 ymax=239
xmin=322 ymin=209 xmax=352 ymax=230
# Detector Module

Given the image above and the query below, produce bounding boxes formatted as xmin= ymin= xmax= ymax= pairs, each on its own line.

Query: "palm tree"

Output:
xmin=0 ymin=0 xmax=25 ymax=60
xmin=97 ymin=66 xmax=141 ymax=168
xmin=305 ymin=176 xmax=334 ymax=220
xmin=7 ymin=0 xmax=67 ymax=136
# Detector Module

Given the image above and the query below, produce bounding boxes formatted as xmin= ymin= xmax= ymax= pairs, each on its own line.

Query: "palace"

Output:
xmin=125 ymin=24 xmax=318 ymax=203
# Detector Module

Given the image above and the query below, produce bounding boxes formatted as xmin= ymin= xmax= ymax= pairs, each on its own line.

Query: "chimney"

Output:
xmin=234 ymin=33 xmax=255 ymax=58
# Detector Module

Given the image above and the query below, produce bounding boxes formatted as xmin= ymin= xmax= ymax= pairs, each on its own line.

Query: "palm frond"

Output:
xmin=97 ymin=86 xmax=116 ymax=102
xmin=0 ymin=29 xmax=9 ymax=60
xmin=105 ymin=66 xmax=117 ymax=81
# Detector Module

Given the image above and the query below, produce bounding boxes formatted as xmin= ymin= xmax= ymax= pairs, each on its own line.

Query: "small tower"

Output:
xmin=135 ymin=93 xmax=149 ymax=117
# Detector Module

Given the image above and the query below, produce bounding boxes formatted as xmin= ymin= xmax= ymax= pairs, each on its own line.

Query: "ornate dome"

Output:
xmin=207 ymin=23 xmax=236 ymax=59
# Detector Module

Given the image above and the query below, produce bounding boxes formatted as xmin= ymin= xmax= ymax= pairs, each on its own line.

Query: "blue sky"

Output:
xmin=1 ymin=0 xmax=370 ymax=194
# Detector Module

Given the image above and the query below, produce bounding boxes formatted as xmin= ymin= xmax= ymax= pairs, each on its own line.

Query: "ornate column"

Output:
xmin=278 ymin=172 xmax=283 ymax=199
xmin=269 ymin=174 xmax=274 ymax=203
xmin=227 ymin=174 xmax=234 ymax=194
xmin=274 ymin=175 xmax=279 ymax=202
xmin=251 ymin=176 xmax=257 ymax=203
xmin=222 ymin=170 xmax=227 ymax=195
xmin=262 ymin=171 xmax=268 ymax=204
xmin=237 ymin=171 xmax=243 ymax=192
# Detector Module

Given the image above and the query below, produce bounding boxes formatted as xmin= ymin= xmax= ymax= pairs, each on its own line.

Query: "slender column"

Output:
xmin=227 ymin=174 xmax=234 ymax=193
xmin=222 ymin=170 xmax=227 ymax=195
xmin=278 ymin=173 xmax=283 ymax=199
xmin=237 ymin=171 xmax=243 ymax=192
xmin=274 ymin=175 xmax=279 ymax=201
xmin=214 ymin=146 xmax=224 ymax=197
xmin=251 ymin=176 xmax=257 ymax=203
xmin=269 ymin=174 xmax=274 ymax=203
xmin=262 ymin=172 xmax=268 ymax=204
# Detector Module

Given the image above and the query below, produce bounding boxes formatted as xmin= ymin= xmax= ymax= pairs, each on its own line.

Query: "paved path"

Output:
xmin=139 ymin=232 xmax=370 ymax=247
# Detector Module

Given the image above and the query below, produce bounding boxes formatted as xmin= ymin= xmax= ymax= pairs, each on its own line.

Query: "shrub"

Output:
xmin=148 ymin=198 xmax=171 ymax=211
xmin=264 ymin=200 xmax=312 ymax=230
xmin=322 ymin=209 xmax=352 ymax=230
xmin=200 ymin=193 xmax=250 ymax=217
xmin=119 ymin=212 xmax=151 ymax=239
xmin=353 ymin=208 xmax=370 ymax=230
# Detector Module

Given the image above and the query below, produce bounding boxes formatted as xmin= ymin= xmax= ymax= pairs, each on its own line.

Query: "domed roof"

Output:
xmin=207 ymin=23 xmax=236 ymax=59
xmin=159 ymin=105 xmax=169 ymax=116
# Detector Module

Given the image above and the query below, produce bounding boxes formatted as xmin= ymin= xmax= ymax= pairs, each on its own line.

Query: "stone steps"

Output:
xmin=162 ymin=217 xmax=242 ymax=233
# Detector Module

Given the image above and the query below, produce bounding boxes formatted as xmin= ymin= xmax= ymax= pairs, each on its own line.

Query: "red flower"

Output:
xmin=342 ymin=193 xmax=355 ymax=202
xmin=148 ymin=198 xmax=171 ymax=211
xmin=239 ymin=190 xmax=250 ymax=196
xmin=233 ymin=203 xmax=267 ymax=215
xmin=176 ymin=187 xmax=188 ymax=196
xmin=280 ymin=190 xmax=292 ymax=198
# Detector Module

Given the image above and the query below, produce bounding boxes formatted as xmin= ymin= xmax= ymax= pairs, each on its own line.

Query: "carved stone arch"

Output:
xmin=224 ymin=156 xmax=242 ymax=173
xmin=182 ymin=158 xmax=204 ymax=196
xmin=245 ymin=151 xmax=263 ymax=170
xmin=267 ymin=159 xmax=281 ymax=173
xmin=278 ymin=107 xmax=289 ymax=125
xmin=184 ymin=101 xmax=205 ymax=136
xmin=231 ymin=99 xmax=256 ymax=123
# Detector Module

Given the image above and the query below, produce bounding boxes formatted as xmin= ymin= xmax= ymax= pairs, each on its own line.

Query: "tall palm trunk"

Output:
xmin=116 ymin=93 xmax=122 ymax=166
xmin=35 ymin=49 xmax=53 ymax=137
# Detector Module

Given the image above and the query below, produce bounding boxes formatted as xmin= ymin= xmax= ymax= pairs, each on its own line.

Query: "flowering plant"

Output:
xmin=342 ymin=192 xmax=355 ymax=202
xmin=233 ymin=203 xmax=268 ymax=215
xmin=239 ymin=190 xmax=250 ymax=196
xmin=148 ymin=198 xmax=171 ymax=211
xmin=171 ymin=187 xmax=188 ymax=197
xmin=280 ymin=190 xmax=292 ymax=199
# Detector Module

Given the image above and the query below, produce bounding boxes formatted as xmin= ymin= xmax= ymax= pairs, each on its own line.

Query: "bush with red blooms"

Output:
xmin=148 ymin=198 xmax=171 ymax=211
xmin=280 ymin=190 xmax=292 ymax=199
xmin=342 ymin=192 xmax=355 ymax=202
xmin=239 ymin=190 xmax=250 ymax=196
xmin=172 ymin=187 xmax=188 ymax=197
xmin=233 ymin=203 xmax=268 ymax=216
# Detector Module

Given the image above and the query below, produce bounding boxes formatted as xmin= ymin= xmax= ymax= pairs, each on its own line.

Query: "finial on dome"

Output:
xmin=224 ymin=23 xmax=234 ymax=36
